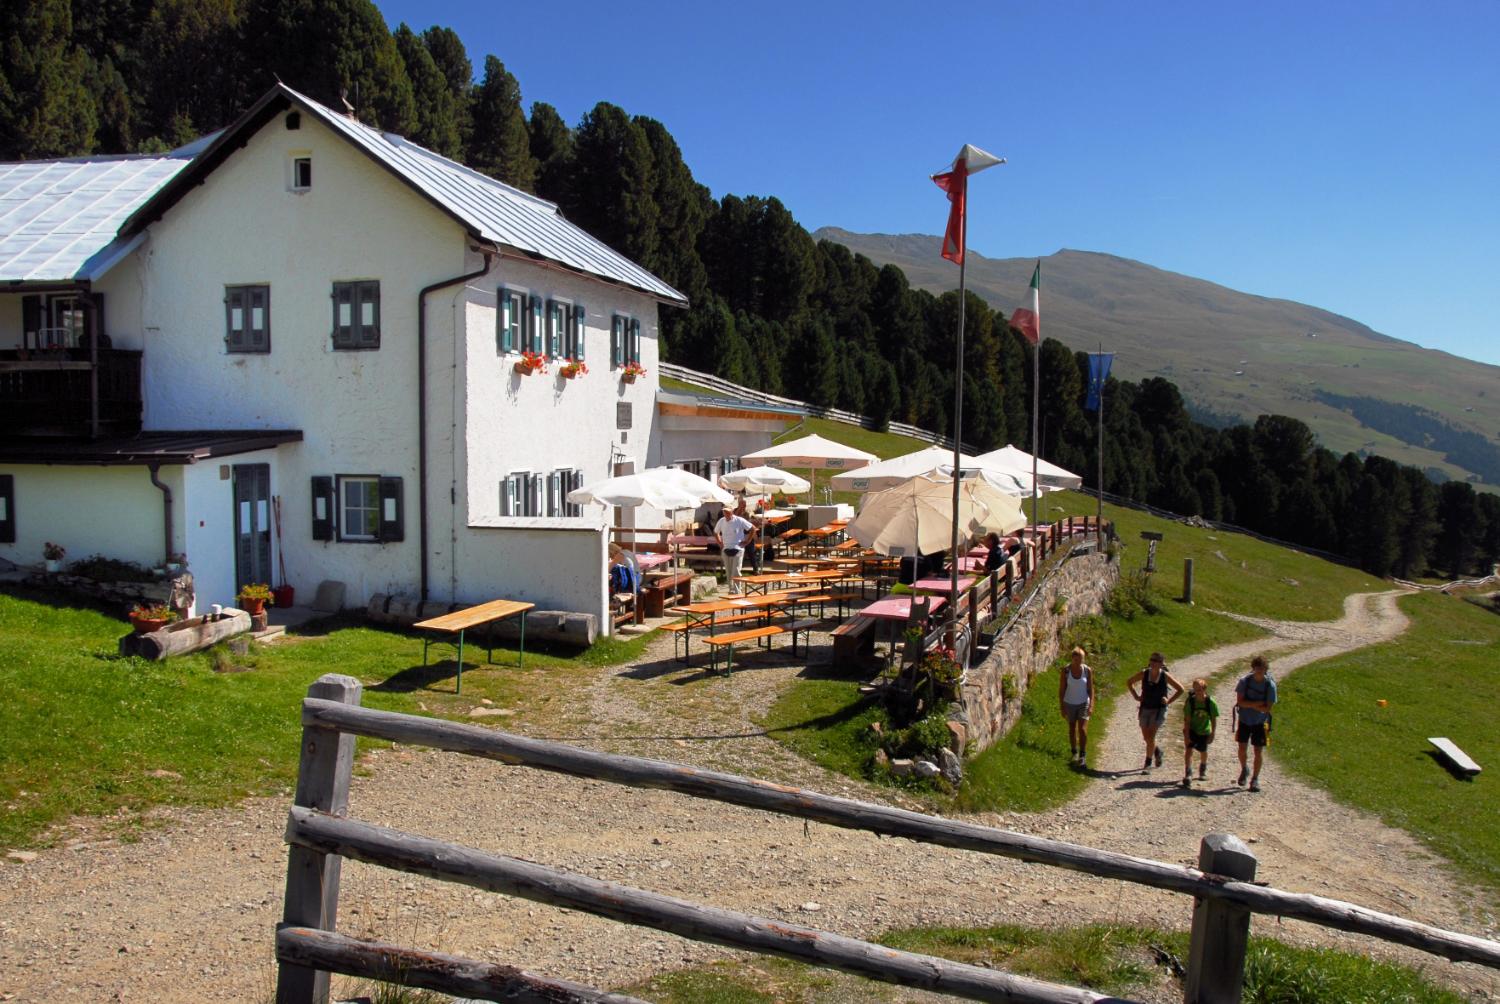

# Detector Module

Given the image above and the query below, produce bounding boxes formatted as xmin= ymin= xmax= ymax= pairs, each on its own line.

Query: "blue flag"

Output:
xmin=1086 ymin=353 xmax=1113 ymax=412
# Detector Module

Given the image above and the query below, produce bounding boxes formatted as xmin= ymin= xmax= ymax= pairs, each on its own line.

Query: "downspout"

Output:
xmin=147 ymin=463 xmax=172 ymax=564
xmin=418 ymin=248 xmax=494 ymax=602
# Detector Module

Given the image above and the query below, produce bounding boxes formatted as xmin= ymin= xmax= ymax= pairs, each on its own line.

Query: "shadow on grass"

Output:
xmin=367 ymin=660 xmax=460 ymax=693
xmin=1423 ymin=748 xmax=1480 ymax=782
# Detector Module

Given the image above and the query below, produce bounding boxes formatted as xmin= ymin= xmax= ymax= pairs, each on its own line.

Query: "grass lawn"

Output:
xmin=622 ymin=923 xmax=1467 ymax=1003
xmin=1273 ymin=591 xmax=1500 ymax=900
xmin=0 ymin=586 xmax=649 ymax=848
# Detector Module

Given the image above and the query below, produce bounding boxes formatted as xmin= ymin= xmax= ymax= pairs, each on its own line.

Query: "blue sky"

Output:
xmin=377 ymin=0 xmax=1499 ymax=366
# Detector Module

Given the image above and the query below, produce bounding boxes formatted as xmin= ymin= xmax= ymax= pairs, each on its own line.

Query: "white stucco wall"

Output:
xmin=0 ymin=464 xmax=178 ymax=571
xmin=451 ymin=525 xmax=607 ymax=616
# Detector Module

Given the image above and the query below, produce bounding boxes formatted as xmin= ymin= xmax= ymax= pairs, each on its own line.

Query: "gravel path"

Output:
xmin=2 ymin=590 xmax=1497 ymax=1002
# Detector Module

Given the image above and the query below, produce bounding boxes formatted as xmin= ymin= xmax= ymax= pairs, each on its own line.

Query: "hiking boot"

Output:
xmin=1198 ymin=763 xmax=1207 ymax=780
xmin=1249 ymin=778 xmax=1261 ymax=793
xmin=1236 ymin=766 xmax=1249 ymax=787
xmin=1154 ymin=747 xmax=1164 ymax=768
xmin=1181 ymin=775 xmax=1191 ymax=789
xmin=1070 ymin=747 xmax=1078 ymax=762
xmin=1143 ymin=756 xmax=1153 ymax=772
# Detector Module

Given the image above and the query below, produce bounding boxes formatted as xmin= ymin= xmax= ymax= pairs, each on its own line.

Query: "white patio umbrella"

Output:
xmin=740 ymin=433 xmax=876 ymax=499
xmin=972 ymin=444 xmax=1083 ymax=490
xmin=829 ymin=446 xmax=980 ymax=493
xmin=940 ymin=463 xmax=1035 ymax=497
xmin=847 ymin=474 xmax=1026 ymax=557
xmin=646 ymin=466 xmax=734 ymax=506
xmin=719 ymin=465 xmax=811 ymax=495
xmin=566 ymin=473 xmax=701 ymax=510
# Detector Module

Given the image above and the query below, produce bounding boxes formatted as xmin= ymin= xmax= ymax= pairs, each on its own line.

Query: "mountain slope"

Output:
xmin=817 ymin=228 xmax=1500 ymax=486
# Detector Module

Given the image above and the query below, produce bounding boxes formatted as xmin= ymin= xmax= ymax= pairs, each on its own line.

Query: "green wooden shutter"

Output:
xmin=629 ymin=318 xmax=642 ymax=363
xmin=0 ymin=474 xmax=14 ymax=543
xmin=573 ymin=304 xmax=585 ymax=360
xmin=311 ymin=476 xmax=334 ymax=540
xmin=611 ymin=315 xmax=623 ymax=367
xmin=498 ymin=290 xmax=514 ymax=352
xmin=358 ymin=280 xmax=381 ymax=348
xmin=546 ymin=300 xmax=561 ymax=358
xmin=332 ymin=284 xmax=353 ymax=347
xmin=225 ymin=288 xmax=246 ymax=351
xmin=377 ymin=477 xmax=404 ymax=542
xmin=528 ymin=295 xmax=542 ymax=353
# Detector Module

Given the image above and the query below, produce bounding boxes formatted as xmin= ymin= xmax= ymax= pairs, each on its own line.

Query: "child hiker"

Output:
xmin=1180 ymin=677 xmax=1218 ymax=788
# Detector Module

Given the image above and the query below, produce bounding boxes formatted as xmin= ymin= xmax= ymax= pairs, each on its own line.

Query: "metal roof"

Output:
xmin=657 ymin=388 xmax=805 ymax=419
xmin=0 ymin=429 xmax=303 ymax=466
xmin=123 ymin=85 xmax=688 ymax=305
xmin=0 ymin=155 xmax=192 ymax=283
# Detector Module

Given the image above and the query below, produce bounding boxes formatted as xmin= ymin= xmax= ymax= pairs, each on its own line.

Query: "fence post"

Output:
xmin=1185 ymin=832 xmax=1258 ymax=1004
xmin=276 ymin=673 xmax=363 ymax=1004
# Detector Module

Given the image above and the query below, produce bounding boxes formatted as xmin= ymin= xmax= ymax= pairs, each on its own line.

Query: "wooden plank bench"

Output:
xmin=641 ymin=570 xmax=693 ymax=617
xmin=663 ymin=610 xmax=787 ymax=662
xmin=831 ymin=615 xmax=877 ymax=668
xmin=1429 ymin=737 xmax=1482 ymax=776
xmin=703 ymin=625 xmax=784 ymax=674
xmin=412 ymin=599 xmax=535 ymax=694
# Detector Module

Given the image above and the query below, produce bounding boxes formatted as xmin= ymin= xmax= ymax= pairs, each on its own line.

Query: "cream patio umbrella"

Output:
xmin=847 ymin=474 xmax=1026 ymax=558
xmin=828 ymin=446 xmax=980 ymax=493
xmin=718 ymin=465 xmax=812 ymax=495
xmin=646 ymin=466 xmax=734 ymax=506
xmin=972 ymin=444 xmax=1083 ymax=490
xmin=740 ymin=433 xmax=876 ymax=499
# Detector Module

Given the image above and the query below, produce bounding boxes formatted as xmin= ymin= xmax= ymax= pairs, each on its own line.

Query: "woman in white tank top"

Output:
xmin=1058 ymin=646 xmax=1095 ymax=766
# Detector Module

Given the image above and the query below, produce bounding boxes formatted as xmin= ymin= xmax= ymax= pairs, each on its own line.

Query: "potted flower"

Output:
xmin=129 ymin=602 xmax=178 ymax=635
xmin=621 ymin=360 xmax=647 ymax=384
xmin=559 ymin=359 xmax=588 ymax=380
xmin=513 ymin=350 xmax=547 ymax=376
xmin=237 ymin=582 xmax=274 ymax=616
xmin=43 ymin=541 xmax=65 ymax=573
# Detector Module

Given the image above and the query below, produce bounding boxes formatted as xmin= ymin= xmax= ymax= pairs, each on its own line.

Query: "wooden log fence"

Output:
xmin=276 ymin=678 xmax=1500 ymax=1003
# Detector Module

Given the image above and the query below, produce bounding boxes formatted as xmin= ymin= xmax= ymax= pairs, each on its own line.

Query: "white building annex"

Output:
xmin=0 ymin=84 xmax=794 ymax=636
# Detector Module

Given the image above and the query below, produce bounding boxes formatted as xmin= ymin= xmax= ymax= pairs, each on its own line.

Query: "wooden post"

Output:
xmin=1183 ymin=559 xmax=1195 ymax=605
xmin=1186 ymin=832 xmax=1258 ymax=1004
xmin=277 ymin=674 xmax=363 ymax=1004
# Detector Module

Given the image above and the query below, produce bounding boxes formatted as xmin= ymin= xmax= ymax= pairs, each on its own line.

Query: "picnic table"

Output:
xmin=914 ymin=574 xmax=980 ymax=596
xmin=412 ymin=599 xmax=535 ymax=694
xmin=861 ymin=594 xmax=947 ymax=623
xmin=635 ymin=551 xmax=673 ymax=571
xmin=669 ymin=588 xmax=818 ymax=663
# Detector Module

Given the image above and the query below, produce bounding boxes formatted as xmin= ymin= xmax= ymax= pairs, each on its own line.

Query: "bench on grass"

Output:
xmin=831 ymin=615 xmax=877 ymax=668
xmin=703 ymin=625 xmax=784 ymax=674
xmin=1429 ymin=737 xmax=1482 ymax=776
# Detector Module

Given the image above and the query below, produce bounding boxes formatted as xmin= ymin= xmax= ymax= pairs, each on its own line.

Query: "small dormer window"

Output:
xmin=290 ymin=156 xmax=312 ymax=192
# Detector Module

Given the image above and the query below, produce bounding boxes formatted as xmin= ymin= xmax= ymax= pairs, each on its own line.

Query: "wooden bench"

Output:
xmin=703 ymin=625 xmax=784 ymax=674
xmin=641 ymin=570 xmax=693 ymax=617
xmin=1429 ymin=737 xmax=1482 ymax=776
xmin=412 ymin=599 xmax=535 ymax=694
xmin=831 ymin=615 xmax=877 ymax=668
xmin=663 ymin=610 xmax=787 ymax=662
xmin=611 ymin=591 xmax=638 ymax=629
xmin=785 ymin=617 xmax=822 ymax=656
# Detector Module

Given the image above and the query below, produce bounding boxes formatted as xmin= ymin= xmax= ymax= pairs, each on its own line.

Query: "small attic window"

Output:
xmin=290 ymin=156 xmax=312 ymax=192
xmin=285 ymin=112 xmax=301 ymax=130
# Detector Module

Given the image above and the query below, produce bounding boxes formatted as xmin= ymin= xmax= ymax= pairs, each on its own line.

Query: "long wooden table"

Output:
xmin=412 ymin=599 xmax=534 ymax=694
xmin=673 ymin=588 xmax=818 ymax=662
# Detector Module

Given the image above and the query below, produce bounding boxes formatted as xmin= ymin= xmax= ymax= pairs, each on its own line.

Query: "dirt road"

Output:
xmin=2 ymin=590 xmax=1495 ymax=1001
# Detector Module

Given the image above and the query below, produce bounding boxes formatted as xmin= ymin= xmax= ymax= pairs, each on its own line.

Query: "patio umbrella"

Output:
xmin=940 ymin=463 xmax=1034 ymax=497
xmin=847 ymin=474 xmax=1025 ymax=557
xmin=567 ymin=473 xmax=701 ymax=510
xmin=740 ymin=433 xmax=877 ymax=500
xmin=971 ymin=444 xmax=1083 ymax=490
xmin=718 ymin=465 xmax=811 ymax=495
xmin=828 ymin=446 xmax=981 ymax=493
xmin=646 ymin=466 xmax=734 ymax=506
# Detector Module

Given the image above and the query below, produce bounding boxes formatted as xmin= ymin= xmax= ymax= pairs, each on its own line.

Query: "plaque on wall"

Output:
xmin=616 ymin=402 xmax=632 ymax=430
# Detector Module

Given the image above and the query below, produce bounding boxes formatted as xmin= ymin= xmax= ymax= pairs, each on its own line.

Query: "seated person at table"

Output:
xmin=608 ymin=544 xmax=640 ymax=596
xmin=983 ymin=532 xmax=1006 ymax=573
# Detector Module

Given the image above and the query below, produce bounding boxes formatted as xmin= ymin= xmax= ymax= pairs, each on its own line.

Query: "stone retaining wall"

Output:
xmin=950 ymin=550 xmax=1118 ymax=755
xmin=21 ymin=568 xmax=195 ymax=616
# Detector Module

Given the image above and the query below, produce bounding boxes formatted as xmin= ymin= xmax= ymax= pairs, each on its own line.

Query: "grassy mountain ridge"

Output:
xmin=816 ymin=228 xmax=1500 ymax=487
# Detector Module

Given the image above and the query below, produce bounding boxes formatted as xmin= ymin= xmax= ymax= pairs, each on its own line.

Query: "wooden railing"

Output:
xmin=0 ymin=348 xmax=142 ymax=434
xmin=274 ymin=674 xmax=1500 ymax=1003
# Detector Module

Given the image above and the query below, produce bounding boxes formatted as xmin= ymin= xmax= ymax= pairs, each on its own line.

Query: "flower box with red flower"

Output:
xmin=129 ymin=602 xmax=179 ymax=635
xmin=560 ymin=359 xmax=588 ymax=380
xmin=514 ymin=350 xmax=547 ymax=375
xmin=621 ymin=361 xmax=647 ymax=384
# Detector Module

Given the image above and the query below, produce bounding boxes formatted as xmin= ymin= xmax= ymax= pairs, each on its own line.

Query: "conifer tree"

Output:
xmin=569 ymin=102 xmax=657 ymax=265
xmin=528 ymin=101 xmax=573 ymax=206
xmin=420 ymin=26 xmax=472 ymax=147
xmin=394 ymin=23 xmax=461 ymax=158
xmin=468 ymin=55 xmax=537 ymax=190
xmin=0 ymin=0 xmax=98 ymax=158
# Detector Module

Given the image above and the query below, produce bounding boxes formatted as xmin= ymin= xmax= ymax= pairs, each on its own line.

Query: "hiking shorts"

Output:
xmin=1237 ymin=722 xmax=1268 ymax=747
xmin=1063 ymin=701 xmax=1090 ymax=723
xmin=1185 ymin=733 xmax=1211 ymax=753
xmin=1138 ymin=706 xmax=1167 ymax=729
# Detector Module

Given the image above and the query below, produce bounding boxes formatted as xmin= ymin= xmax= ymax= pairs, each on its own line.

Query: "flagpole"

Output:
xmin=1096 ymin=343 xmax=1105 ymax=550
xmin=1030 ymin=292 xmax=1040 ymax=534
xmin=949 ymin=203 xmax=967 ymax=637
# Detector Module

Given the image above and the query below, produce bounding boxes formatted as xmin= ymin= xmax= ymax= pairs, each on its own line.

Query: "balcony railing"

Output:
xmin=0 ymin=349 xmax=143 ymax=435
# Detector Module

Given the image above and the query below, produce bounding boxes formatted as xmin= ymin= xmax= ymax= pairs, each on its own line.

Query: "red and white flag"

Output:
xmin=1011 ymin=261 xmax=1040 ymax=344
xmin=931 ymin=144 xmax=1003 ymax=264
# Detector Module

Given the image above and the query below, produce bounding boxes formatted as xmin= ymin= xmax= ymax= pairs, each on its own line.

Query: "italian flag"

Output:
xmin=1012 ymin=261 xmax=1040 ymax=344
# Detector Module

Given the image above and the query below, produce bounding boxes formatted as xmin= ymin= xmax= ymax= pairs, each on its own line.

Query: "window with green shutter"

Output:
xmin=628 ymin=317 xmax=642 ymax=364
xmin=611 ymin=315 xmax=624 ymax=367
xmin=498 ymin=288 xmax=525 ymax=353
xmin=332 ymin=280 xmax=380 ymax=350
xmin=526 ymin=295 xmax=543 ymax=353
xmin=571 ymin=303 xmax=585 ymax=360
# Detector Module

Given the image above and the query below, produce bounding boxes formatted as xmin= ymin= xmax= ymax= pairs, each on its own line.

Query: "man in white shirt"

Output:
xmin=714 ymin=508 xmax=756 ymax=595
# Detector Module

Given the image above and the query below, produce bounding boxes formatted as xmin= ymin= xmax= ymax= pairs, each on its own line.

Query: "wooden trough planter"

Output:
xmin=119 ymin=609 xmax=253 ymax=660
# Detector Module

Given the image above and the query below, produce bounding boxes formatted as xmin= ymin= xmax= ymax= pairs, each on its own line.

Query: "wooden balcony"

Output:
xmin=0 ymin=349 xmax=142 ymax=436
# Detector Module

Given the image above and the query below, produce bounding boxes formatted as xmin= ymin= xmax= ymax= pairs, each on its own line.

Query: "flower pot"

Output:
xmin=272 ymin=584 xmax=295 ymax=608
xmin=240 ymin=597 xmax=266 ymax=616
xmin=131 ymin=615 xmax=170 ymax=635
xmin=45 ymin=559 xmax=60 ymax=573
xmin=622 ymin=372 xmax=637 ymax=384
xmin=513 ymin=361 xmax=533 ymax=375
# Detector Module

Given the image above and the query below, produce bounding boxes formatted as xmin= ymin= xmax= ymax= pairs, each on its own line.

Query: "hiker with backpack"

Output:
xmin=1180 ymin=677 xmax=1219 ymax=788
xmin=1234 ymin=655 xmax=1277 ymax=792
xmin=1058 ymin=646 xmax=1095 ymax=767
xmin=1126 ymin=652 xmax=1185 ymax=772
